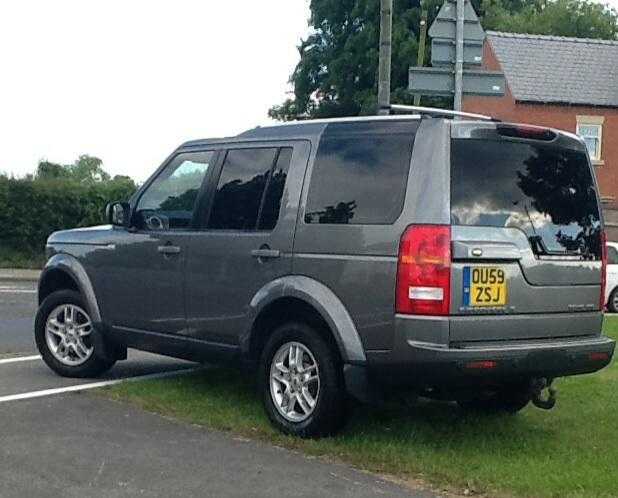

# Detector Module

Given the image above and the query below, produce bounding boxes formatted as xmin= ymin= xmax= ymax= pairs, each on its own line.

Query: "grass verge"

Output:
xmin=101 ymin=319 xmax=618 ymax=498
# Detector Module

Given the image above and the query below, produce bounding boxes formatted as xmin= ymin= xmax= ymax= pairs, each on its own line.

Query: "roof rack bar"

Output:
xmin=389 ymin=104 xmax=496 ymax=121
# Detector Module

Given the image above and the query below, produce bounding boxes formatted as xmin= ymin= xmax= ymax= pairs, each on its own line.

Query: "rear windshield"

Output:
xmin=451 ymin=139 xmax=602 ymax=259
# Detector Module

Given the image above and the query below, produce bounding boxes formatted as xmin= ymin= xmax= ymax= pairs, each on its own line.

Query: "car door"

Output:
xmin=182 ymin=141 xmax=309 ymax=344
xmin=101 ymin=150 xmax=217 ymax=335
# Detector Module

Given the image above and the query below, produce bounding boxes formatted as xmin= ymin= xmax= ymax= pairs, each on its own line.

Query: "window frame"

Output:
xmin=131 ymin=149 xmax=219 ymax=232
xmin=196 ymin=141 xmax=296 ymax=233
xmin=576 ymin=115 xmax=604 ymax=163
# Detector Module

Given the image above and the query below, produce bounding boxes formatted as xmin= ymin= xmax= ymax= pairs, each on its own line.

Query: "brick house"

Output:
xmin=463 ymin=31 xmax=618 ymax=239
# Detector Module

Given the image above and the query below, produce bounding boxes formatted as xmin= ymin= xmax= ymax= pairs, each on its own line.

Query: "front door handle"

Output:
xmin=251 ymin=247 xmax=281 ymax=259
xmin=158 ymin=245 xmax=181 ymax=255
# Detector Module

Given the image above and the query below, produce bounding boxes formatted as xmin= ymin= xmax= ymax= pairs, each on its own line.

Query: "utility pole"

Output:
xmin=377 ymin=0 xmax=393 ymax=115
xmin=413 ymin=10 xmax=428 ymax=106
xmin=453 ymin=0 xmax=465 ymax=111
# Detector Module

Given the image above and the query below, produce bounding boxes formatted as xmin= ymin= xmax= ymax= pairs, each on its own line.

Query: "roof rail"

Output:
xmin=388 ymin=104 xmax=497 ymax=122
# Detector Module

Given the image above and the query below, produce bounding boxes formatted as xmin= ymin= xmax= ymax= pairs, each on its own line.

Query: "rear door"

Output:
xmin=449 ymin=123 xmax=603 ymax=342
xmin=182 ymin=141 xmax=309 ymax=345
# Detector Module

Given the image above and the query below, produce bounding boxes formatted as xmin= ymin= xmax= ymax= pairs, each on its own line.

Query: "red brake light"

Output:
xmin=601 ymin=230 xmax=607 ymax=310
xmin=497 ymin=124 xmax=556 ymax=141
xmin=396 ymin=225 xmax=451 ymax=316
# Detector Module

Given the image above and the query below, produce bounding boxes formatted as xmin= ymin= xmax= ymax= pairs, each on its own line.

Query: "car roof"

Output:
xmin=179 ymin=115 xmax=423 ymax=148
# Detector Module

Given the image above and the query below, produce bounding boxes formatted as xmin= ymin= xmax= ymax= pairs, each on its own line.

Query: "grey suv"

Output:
xmin=36 ymin=111 xmax=615 ymax=437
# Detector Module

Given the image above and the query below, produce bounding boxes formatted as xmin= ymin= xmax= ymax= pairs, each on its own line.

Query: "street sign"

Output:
xmin=428 ymin=0 xmax=485 ymax=41
xmin=431 ymin=38 xmax=483 ymax=66
xmin=409 ymin=67 xmax=506 ymax=97
xmin=409 ymin=0 xmax=505 ymax=105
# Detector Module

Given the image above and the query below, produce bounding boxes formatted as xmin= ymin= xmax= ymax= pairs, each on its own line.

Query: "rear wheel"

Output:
xmin=608 ymin=288 xmax=618 ymax=313
xmin=259 ymin=322 xmax=347 ymax=438
xmin=458 ymin=383 xmax=531 ymax=414
xmin=35 ymin=289 xmax=116 ymax=378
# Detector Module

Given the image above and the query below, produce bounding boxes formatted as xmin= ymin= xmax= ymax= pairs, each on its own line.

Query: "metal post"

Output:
xmin=454 ymin=0 xmax=465 ymax=111
xmin=413 ymin=10 xmax=428 ymax=106
xmin=377 ymin=0 xmax=393 ymax=115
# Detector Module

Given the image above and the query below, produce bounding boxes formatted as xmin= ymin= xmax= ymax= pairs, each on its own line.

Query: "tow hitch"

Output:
xmin=530 ymin=378 xmax=557 ymax=410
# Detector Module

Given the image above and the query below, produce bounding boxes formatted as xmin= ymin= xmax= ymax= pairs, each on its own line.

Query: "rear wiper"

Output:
xmin=528 ymin=235 xmax=582 ymax=258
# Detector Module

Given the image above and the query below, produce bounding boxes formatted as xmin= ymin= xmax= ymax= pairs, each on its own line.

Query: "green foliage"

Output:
xmin=483 ymin=0 xmax=618 ymax=39
xmin=270 ymin=0 xmax=618 ymax=120
xmin=36 ymin=155 xmax=111 ymax=183
xmin=0 ymin=160 xmax=136 ymax=259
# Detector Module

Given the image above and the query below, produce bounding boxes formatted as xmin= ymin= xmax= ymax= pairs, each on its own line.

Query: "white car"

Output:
xmin=606 ymin=242 xmax=618 ymax=312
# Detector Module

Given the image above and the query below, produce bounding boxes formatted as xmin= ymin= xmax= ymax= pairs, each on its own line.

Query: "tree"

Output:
xmin=483 ymin=0 xmax=618 ymax=39
xmin=36 ymin=155 xmax=111 ymax=183
xmin=270 ymin=0 xmax=618 ymax=120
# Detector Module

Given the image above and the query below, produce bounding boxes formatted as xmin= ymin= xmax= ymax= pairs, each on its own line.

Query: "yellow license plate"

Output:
xmin=463 ymin=267 xmax=507 ymax=307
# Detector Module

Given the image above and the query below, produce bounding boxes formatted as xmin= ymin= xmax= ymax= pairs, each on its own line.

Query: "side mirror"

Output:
xmin=106 ymin=201 xmax=131 ymax=228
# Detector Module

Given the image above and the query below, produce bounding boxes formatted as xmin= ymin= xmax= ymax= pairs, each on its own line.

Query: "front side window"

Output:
xmin=208 ymin=147 xmax=292 ymax=230
xmin=576 ymin=117 xmax=603 ymax=162
xmin=136 ymin=151 xmax=214 ymax=231
xmin=304 ymin=121 xmax=417 ymax=225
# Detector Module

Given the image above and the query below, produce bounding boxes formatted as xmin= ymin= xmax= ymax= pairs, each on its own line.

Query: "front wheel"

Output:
xmin=259 ymin=322 xmax=347 ymax=438
xmin=35 ymin=289 xmax=116 ymax=378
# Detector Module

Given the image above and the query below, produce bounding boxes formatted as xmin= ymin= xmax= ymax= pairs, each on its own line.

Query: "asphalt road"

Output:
xmin=0 ymin=279 xmax=37 ymax=354
xmin=0 ymin=279 xmax=432 ymax=498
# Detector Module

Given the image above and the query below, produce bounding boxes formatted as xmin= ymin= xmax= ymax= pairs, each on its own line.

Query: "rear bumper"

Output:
xmin=365 ymin=335 xmax=615 ymax=386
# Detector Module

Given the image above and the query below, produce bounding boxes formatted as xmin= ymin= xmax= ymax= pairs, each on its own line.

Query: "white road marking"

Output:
xmin=0 ymin=355 xmax=42 ymax=365
xmin=0 ymin=367 xmax=202 ymax=404
xmin=0 ymin=289 xmax=37 ymax=294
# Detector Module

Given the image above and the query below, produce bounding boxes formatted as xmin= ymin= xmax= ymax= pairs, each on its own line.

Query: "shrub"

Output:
xmin=0 ymin=175 xmax=136 ymax=256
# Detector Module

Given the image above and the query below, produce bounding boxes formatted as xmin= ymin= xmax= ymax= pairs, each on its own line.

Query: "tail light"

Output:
xmin=601 ymin=230 xmax=607 ymax=310
xmin=396 ymin=225 xmax=451 ymax=315
xmin=497 ymin=124 xmax=556 ymax=141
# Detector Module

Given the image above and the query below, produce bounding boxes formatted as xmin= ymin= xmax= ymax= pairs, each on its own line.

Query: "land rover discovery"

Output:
xmin=36 ymin=109 xmax=615 ymax=437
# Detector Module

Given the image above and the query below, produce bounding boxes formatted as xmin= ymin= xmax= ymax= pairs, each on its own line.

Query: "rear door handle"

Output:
xmin=158 ymin=245 xmax=181 ymax=255
xmin=251 ymin=248 xmax=281 ymax=259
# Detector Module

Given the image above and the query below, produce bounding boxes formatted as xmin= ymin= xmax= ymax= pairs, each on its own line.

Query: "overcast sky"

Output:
xmin=1 ymin=0 xmax=617 ymax=181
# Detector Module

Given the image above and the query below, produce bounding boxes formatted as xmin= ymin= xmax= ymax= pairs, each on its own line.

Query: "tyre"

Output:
xmin=608 ymin=288 xmax=618 ymax=313
xmin=35 ymin=289 xmax=116 ymax=378
xmin=259 ymin=322 xmax=347 ymax=438
xmin=458 ymin=383 xmax=531 ymax=414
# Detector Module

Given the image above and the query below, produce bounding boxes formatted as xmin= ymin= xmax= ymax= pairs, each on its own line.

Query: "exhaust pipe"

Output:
xmin=530 ymin=378 xmax=557 ymax=410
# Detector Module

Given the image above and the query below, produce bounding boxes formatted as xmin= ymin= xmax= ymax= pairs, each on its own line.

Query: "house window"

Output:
xmin=576 ymin=115 xmax=604 ymax=163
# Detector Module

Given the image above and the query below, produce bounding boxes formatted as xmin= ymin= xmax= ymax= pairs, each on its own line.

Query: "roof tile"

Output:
xmin=487 ymin=31 xmax=618 ymax=107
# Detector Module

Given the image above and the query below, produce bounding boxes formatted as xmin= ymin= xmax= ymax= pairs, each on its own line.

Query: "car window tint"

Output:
xmin=608 ymin=246 xmax=618 ymax=265
xmin=136 ymin=151 xmax=214 ymax=231
xmin=451 ymin=139 xmax=602 ymax=259
xmin=208 ymin=148 xmax=278 ymax=230
xmin=258 ymin=147 xmax=293 ymax=231
xmin=304 ymin=121 xmax=417 ymax=225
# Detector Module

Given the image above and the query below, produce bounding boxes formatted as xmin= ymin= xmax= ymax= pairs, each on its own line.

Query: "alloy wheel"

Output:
xmin=45 ymin=304 xmax=94 ymax=366
xmin=269 ymin=341 xmax=320 ymax=423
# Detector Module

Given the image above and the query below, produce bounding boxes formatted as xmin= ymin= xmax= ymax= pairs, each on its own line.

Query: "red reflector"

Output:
xmin=601 ymin=230 xmax=607 ymax=310
xmin=589 ymin=352 xmax=609 ymax=362
xmin=497 ymin=124 xmax=556 ymax=141
xmin=396 ymin=225 xmax=451 ymax=316
xmin=465 ymin=360 xmax=498 ymax=370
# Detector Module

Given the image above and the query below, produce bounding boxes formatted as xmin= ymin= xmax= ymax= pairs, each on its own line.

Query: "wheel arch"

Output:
xmin=242 ymin=276 xmax=366 ymax=365
xmin=38 ymin=254 xmax=102 ymax=323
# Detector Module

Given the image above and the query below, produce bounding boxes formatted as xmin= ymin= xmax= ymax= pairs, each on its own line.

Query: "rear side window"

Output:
xmin=451 ymin=139 xmax=602 ymax=259
xmin=305 ymin=121 xmax=417 ymax=225
xmin=208 ymin=147 xmax=292 ymax=230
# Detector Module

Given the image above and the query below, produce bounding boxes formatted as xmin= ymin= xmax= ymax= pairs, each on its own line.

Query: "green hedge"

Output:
xmin=0 ymin=176 xmax=135 ymax=254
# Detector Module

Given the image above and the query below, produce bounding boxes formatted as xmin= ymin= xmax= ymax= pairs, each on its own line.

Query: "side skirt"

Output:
xmin=109 ymin=326 xmax=241 ymax=364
